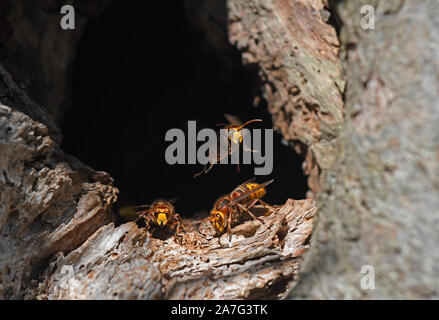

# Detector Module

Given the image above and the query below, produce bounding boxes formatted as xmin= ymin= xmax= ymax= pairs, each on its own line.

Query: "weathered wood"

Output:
xmin=0 ymin=104 xmax=118 ymax=299
xmin=288 ymin=0 xmax=439 ymax=299
xmin=227 ymin=0 xmax=344 ymax=194
xmin=0 ymin=2 xmax=118 ymax=300
xmin=30 ymin=199 xmax=315 ymax=300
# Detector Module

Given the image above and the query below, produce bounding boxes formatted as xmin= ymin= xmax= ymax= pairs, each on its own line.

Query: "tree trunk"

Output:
xmin=1 ymin=0 xmax=438 ymax=300
xmin=288 ymin=0 xmax=439 ymax=299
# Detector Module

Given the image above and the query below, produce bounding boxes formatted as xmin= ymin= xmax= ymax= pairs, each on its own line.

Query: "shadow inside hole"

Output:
xmin=150 ymin=226 xmax=178 ymax=242
xmin=60 ymin=0 xmax=309 ymax=220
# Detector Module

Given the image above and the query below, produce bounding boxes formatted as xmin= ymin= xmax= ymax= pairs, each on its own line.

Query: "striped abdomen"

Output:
xmin=230 ymin=182 xmax=266 ymax=205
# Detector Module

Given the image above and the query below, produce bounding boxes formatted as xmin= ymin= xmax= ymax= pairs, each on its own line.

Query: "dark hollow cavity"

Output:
xmin=60 ymin=0 xmax=309 ymax=219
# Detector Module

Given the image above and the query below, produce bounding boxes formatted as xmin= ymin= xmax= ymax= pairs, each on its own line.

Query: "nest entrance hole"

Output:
xmin=60 ymin=0 xmax=309 ymax=219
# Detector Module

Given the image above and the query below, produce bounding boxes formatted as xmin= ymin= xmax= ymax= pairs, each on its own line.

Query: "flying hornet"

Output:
xmin=216 ymin=113 xmax=263 ymax=147
xmin=193 ymin=114 xmax=262 ymax=178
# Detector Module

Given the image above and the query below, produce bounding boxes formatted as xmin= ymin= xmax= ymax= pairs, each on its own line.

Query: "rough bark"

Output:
xmin=288 ymin=0 xmax=439 ymax=299
xmin=227 ymin=0 xmax=345 ymax=195
xmin=0 ymin=1 xmax=116 ymax=299
xmin=0 ymin=98 xmax=118 ymax=299
xmin=29 ymin=199 xmax=315 ymax=300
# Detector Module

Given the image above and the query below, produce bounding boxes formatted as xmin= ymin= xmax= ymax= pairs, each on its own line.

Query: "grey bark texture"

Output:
xmin=288 ymin=0 xmax=439 ymax=299
xmin=0 ymin=67 xmax=118 ymax=299
xmin=0 ymin=103 xmax=118 ymax=299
